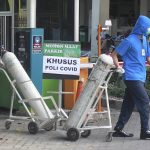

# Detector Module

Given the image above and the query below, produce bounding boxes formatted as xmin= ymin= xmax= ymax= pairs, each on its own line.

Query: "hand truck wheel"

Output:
xmin=44 ymin=124 xmax=53 ymax=131
xmin=81 ymin=130 xmax=91 ymax=138
xmin=106 ymin=132 xmax=113 ymax=142
xmin=28 ymin=121 xmax=39 ymax=134
xmin=5 ymin=121 xmax=12 ymax=130
xmin=67 ymin=128 xmax=80 ymax=141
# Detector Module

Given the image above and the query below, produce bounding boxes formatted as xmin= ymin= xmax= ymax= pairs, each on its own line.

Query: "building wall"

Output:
xmin=141 ymin=0 xmax=150 ymax=17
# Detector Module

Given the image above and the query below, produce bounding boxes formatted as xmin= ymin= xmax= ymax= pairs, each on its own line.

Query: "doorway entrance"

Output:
xmin=0 ymin=16 xmax=12 ymax=51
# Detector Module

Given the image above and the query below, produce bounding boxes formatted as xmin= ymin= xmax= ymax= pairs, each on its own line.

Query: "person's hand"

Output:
xmin=116 ymin=66 xmax=125 ymax=74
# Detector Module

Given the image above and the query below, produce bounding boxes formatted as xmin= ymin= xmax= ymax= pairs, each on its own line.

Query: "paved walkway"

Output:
xmin=0 ymin=109 xmax=150 ymax=150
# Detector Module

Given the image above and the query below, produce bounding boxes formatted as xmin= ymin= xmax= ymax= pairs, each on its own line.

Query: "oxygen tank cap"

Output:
xmin=100 ymin=54 xmax=114 ymax=66
xmin=0 ymin=45 xmax=7 ymax=57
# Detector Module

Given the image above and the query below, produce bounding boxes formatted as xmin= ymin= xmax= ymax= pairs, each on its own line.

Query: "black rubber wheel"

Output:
xmin=67 ymin=128 xmax=80 ymax=141
xmin=44 ymin=125 xmax=53 ymax=131
xmin=106 ymin=132 xmax=113 ymax=142
xmin=28 ymin=121 xmax=39 ymax=134
xmin=81 ymin=130 xmax=91 ymax=138
xmin=5 ymin=121 xmax=12 ymax=130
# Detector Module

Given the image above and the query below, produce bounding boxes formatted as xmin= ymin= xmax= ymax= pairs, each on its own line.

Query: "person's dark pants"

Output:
xmin=115 ymin=80 xmax=150 ymax=132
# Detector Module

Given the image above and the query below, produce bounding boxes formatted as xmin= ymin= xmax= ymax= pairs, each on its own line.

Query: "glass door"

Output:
xmin=0 ymin=16 xmax=11 ymax=51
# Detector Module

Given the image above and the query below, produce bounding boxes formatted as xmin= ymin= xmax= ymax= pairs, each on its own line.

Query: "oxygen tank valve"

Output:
xmin=0 ymin=45 xmax=7 ymax=57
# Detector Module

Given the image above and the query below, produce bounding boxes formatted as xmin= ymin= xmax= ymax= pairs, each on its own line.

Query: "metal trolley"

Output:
xmin=0 ymin=50 xmax=69 ymax=135
xmin=0 ymin=66 xmax=61 ymax=134
xmin=0 ymin=49 xmax=67 ymax=134
xmin=64 ymin=55 xmax=119 ymax=142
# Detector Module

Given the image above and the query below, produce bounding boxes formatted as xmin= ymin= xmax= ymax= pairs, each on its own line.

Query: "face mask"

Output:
xmin=146 ymin=28 xmax=150 ymax=42
xmin=148 ymin=35 xmax=150 ymax=42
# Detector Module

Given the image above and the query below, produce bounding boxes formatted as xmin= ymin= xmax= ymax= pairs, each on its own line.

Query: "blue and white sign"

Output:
xmin=32 ymin=35 xmax=42 ymax=53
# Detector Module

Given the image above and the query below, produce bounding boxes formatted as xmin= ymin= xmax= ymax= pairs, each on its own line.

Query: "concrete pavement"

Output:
xmin=0 ymin=108 xmax=150 ymax=150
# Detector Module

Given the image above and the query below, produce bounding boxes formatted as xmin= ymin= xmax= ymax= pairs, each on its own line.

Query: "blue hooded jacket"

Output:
xmin=115 ymin=15 xmax=150 ymax=82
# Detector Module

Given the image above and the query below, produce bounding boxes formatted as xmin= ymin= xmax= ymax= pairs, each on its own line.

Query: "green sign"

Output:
xmin=43 ymin=41 xmax=81 ymax=80
xmin=43 ymin=41 xmax=81 ymax=57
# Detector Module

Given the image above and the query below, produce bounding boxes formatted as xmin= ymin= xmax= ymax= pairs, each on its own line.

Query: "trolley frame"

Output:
xmin=0 ymin=67 xmax=64 ymax=133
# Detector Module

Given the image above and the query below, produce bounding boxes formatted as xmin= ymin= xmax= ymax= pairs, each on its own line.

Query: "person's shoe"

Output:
xmin=140 ymin=130 xmax=150 ymax=139
xmin=112 ymin=130 xmax=134 ymax=137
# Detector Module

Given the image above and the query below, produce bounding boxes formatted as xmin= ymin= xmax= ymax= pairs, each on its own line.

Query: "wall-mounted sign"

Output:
xmin=32 ymin=35 xmax=42 ymax=53
xmin=43 ymin=41 xmax=81 ymax=79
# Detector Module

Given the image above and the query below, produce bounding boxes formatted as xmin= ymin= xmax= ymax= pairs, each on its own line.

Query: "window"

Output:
xmin=36 ymin=0 xmax=74 ymax=41
xmin=0 ymin=0 xmax=10 ymax=11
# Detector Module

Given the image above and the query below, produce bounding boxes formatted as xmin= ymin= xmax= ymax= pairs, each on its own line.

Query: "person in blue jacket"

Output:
xmin=111 ymin=15 xmax=150 ymax=139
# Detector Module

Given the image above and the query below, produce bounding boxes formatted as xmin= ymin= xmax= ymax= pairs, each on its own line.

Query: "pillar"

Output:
xmin=90 ymin=0 xmax=110 ymax=57
xmin=27 ymin=0 xmax=36 ymax=28
xmin=74 ymin=0 xmax=79 ymax=41
xmin=140 ymin=0 xmax=148 ymax=16
xmin=90 ymin=0 xmax=101 ymax=57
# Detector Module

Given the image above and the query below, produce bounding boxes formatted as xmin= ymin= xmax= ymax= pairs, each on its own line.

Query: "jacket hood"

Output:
xmin=131 ymin=15 xmax=150 ymax=36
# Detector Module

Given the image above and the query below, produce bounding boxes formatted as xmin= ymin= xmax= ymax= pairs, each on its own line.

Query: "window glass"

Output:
xmin=14 ymin=0 xmax=27 ymax=27
xmin=36 ymin=0 xmax=74 ymax=41
xmin=0 ymin=0 xmax=10 ymax=11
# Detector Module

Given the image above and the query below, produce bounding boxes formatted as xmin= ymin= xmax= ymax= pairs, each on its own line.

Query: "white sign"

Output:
xmin=43 ymin=56 xmax=80 ymax=76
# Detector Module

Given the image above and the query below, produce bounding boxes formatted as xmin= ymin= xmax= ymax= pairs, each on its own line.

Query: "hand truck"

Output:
xmin=64 ymin=54 xmax=121 ymax=142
